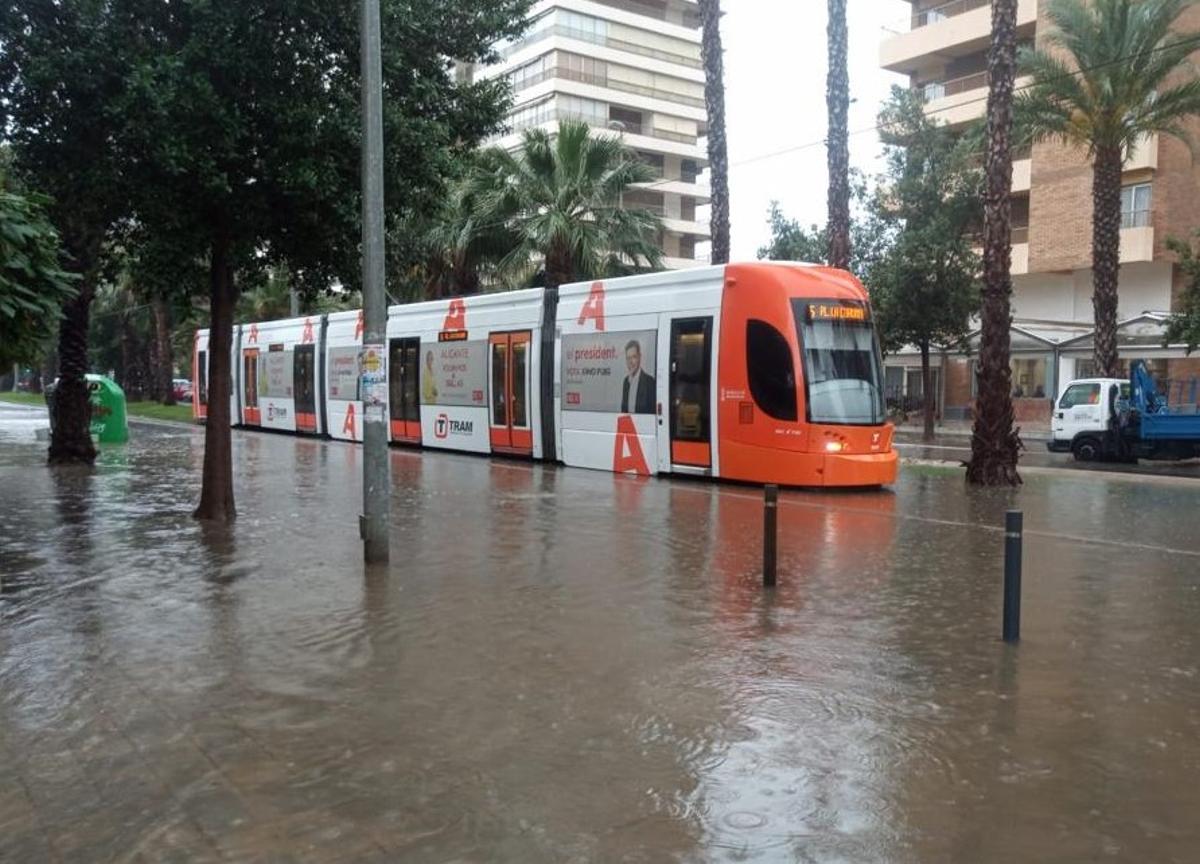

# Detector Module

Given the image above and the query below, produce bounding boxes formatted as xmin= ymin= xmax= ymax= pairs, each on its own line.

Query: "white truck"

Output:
xmin=1047 ymin=362 xmax=1200 ymax=462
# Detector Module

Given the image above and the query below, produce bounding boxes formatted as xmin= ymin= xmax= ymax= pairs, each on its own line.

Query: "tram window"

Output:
xmin=403 ymin=341 xmax=420 ymax=421
xmin=389 ymin=340 xmax=405 ymax=421
xmin=244 ymin=354 xmax=258 ymax=407
xmin=746 ymin=319 xmax=797 ymax=422
xmin=198 ymin=351 xmax=208 ymax=405
xmin=512 ymin=341 xmax=528 ymax=428
xmin=492 ymin=342 xmax=508 ymax=426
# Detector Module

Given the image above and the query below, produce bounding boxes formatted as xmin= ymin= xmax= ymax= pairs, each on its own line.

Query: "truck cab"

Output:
xmin=1048 ymin=377 xmax=1128 ymax=461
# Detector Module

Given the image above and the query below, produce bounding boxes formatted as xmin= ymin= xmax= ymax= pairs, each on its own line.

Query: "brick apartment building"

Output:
xmin=880 ymin=0 xmax=1200 ymax=425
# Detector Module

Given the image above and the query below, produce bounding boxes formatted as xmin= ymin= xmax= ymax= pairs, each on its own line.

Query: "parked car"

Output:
xmin=172 ymin=378 xmax=193 ymax=401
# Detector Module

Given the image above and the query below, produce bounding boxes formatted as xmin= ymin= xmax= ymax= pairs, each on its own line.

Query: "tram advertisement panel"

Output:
xmin=261 ymin=349 xmax=293 ymax=397
xmin=562 ymin=330 xmax=657 ymax=414
xmin=421 ymin=340 xmax=487 ymax=407
xmin=328 ymin=347 xmax=360 ymax=401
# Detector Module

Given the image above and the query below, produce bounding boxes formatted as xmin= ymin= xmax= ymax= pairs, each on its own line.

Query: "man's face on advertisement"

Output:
xmin=626 ymin=345 xmax=641 ymax=376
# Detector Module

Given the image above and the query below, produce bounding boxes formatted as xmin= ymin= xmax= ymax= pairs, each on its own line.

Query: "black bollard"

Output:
xmin=1003 ymin=510 xmax=1023 ymax=643
xmin=763 ymin=484 xmax=778 ymax=588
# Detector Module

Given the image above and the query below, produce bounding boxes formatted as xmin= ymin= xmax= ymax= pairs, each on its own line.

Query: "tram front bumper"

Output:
xmin=816 ymin=449 xmax=899 ymax=487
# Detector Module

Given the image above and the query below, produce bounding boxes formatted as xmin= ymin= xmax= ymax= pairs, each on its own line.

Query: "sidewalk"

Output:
xmin=894 ymin=419 xmax=1051 ymax=441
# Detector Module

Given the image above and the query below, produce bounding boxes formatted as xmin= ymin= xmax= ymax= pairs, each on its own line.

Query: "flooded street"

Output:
xmin=2 ymin=402 xmax=1200 ymax=863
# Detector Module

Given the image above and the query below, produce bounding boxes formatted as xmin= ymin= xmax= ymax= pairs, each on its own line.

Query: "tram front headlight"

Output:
xmin=824 ymin=441 xmax=845 ymax=453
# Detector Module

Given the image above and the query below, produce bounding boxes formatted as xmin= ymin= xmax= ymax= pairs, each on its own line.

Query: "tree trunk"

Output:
xmin=966 ymin=0 xmax=1022 ymax=486
xmin=826 ymin=0 xmax=851 ymax=272
xmin=1092 ymin=144 xmax=1122 ymax=378
xmin=544 ymin=242 xmax=573 ymax=291
xmin=699 ymin=0 xmax=730 ymax=265
xmin=194 ymin=232 xmax=237 ymax=522
xmin=153 ymin=293 xmax=177 ymax=405
xmin=920 ymin=340 xmax=936 ymax=443
xmin=48 ymin=282 xmax=98 ymax=465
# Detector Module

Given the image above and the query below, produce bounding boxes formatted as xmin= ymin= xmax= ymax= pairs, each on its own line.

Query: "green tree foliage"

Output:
xmin=1165 ymin=233 xmax=1200 ymax=353
xmin=869 ymin=87 xmax=981 ymax=441
xmin=0 ymin=1 xmax=136 ymax=463
xmin=107 ymin=0 xmax=530 ymax=520
xmin=468 ymin=120 xmax=664 ymax=290
xmin=0 ymin=182 xmax=76 ymax=368
xmin=756 ymin=171 xmax=891 ymax=282
xmin=1016 ymin=0 xmax=1200 ymax=376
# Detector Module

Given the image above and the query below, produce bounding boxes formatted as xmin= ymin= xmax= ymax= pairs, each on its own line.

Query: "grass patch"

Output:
xmin=1 ymin=392 xmax=194 ymax=424
xmin=0 ymin=391 xmax=44 ymax=406
xmin=126 ymin=401 xmax=194 ymax=424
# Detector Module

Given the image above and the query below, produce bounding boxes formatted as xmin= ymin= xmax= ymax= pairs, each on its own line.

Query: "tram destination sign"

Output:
xmin=438 ymin=330 xmax=469 ymax=343
xmin=806 ymin=302 xmax=868 ymax=323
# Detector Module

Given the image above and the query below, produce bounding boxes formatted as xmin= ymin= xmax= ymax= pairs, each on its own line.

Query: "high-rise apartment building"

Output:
xmin=475 ymin=0 xmax=711 ymax=270
xmin=880 ymin=0 xmax=1200 ymax=425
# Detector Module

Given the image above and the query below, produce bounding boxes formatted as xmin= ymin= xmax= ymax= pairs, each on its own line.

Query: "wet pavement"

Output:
xmin=2 ymin=401 xmax=1200 ymax=863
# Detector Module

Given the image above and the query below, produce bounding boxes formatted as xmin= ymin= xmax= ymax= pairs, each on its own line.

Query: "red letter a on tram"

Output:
xmin=612 ymin=415 xmax=650 ymax=475
xmin=343 ymin=403 xmax=357 ymax=439
xmin=577 ymin=282 xmax=605 ymax=331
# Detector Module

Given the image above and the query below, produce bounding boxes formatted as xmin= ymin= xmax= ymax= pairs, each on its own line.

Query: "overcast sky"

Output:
xmin=718 ymin=0 xmax=911 ymax=259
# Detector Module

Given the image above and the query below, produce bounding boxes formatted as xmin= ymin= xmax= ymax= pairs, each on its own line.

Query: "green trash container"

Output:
xmin=86 ymin=374 xmax=129 ymax=444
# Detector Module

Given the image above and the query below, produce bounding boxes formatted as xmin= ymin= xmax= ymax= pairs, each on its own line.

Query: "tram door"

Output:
xmin=388 ymin=337 xmax=421 ymax=444
xmin=666 ymin=317 xmax=713 ymax=470
xmin=294 ymin=344 xmax=317 ymax=433
xmin=242 ymin=348 xmax=261 ymax=426
xmin=488 ymin=331 xmax=533 ymax=455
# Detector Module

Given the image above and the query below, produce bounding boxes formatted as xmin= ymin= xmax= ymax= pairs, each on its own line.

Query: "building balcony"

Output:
xmin=921 ymin=73 xmax=1033 ymax=127
xmin=1012 ymin=157 xmax=1031 ymax=193
xmin=881 ymin=0 xmax=1037 ymax=74
xmin=662 ymin=255 xmax=707 ymax=270
xmin=513 ymin=66 xmax=705 ymax=110
xmin=1121 ymin=218 xmax=1154 ymax=263
xmin=662 ymin=216 xmax=710 ymax=238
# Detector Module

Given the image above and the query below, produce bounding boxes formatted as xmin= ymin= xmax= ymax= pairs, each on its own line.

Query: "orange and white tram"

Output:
xmin=193 ymin=263 xmax=897 ymax=487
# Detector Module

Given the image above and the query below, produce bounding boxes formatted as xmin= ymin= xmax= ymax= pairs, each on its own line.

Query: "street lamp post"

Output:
xmin=360 ymin=0 xmax=389 ymax=563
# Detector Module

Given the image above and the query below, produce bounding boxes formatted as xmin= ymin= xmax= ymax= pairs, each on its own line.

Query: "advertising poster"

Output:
xmin=328 ymin=347 xmax=360 ymax=401
xmin=261 ymin=350 xmax=293 ymax=398
xmin=360 ymin=343 xmax=387 ymax=418
xmin=421 ymin=340 xmax=486 ymax=407
xmin=562 ymin=330 xmax=657 ymax=414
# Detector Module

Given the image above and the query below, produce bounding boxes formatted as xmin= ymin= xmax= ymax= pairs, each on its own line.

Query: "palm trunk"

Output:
xmin=699 ymin=0 xmax=730 ymax=265
xmin=966 ymin=0 xmax=1022 ymax=486
xmin=1092 ymin=144 xmax=1122 ymax=378
xmin=48 ymin=282 xmax=98 ymax=465
xmin=920 ymin=340 xmax=936 ymax=443
xmin=544 ymin=243 xmax=573 ymax=291
xmin=152 ymin=293 xmax=177 ymax=406
xmin=826 ymin=0 xmax=851 ymax=271
xmin=194 ymin=230 xmax=237 ymax=522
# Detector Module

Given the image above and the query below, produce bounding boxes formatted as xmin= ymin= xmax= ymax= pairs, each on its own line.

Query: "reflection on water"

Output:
xmin=1 ymin=407 xmax=1200 ymax=861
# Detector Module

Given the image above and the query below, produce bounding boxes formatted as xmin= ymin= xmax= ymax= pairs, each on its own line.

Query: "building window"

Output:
xmin=1010 ymin=357 xmax=1048 ymax=399
xmin=679 ymin=235 xmax=696 ymax=259
xmin=746 ymin=319 xmax=798 ymax=422
xmin=680 ymin=159 xmax=698 ymax=183
xmin=1121 ymin=182 xmax=1152 ymax=228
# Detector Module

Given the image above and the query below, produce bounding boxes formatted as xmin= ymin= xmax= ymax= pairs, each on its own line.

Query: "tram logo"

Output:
xmin=577 ymin=281 xmax=606 ymax=331
xmin=435 ymin=413 xmax=474 ymax=439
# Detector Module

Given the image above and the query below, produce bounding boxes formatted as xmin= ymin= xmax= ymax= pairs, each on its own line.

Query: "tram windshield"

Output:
xmin=792 ymin=300 xmax=885 ymax=425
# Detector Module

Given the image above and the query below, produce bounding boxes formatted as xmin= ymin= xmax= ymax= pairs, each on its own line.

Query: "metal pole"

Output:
xmin=1003 ymin=510 xmax=1022 ymax=642
xmin=763 ymin=484 xmax=778 ymax=588
xmin=360 ymin=0 xmax=389 ymax=563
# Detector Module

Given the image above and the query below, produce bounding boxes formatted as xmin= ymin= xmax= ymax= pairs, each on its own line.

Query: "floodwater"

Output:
xmin=2 ymin=402 xmax=1200 ymax=863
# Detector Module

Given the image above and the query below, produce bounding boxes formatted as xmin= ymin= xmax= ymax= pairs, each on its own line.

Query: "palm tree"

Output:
xmin=826 ymin=0 xmax=851 ymax=271
xmin=699 ymin=0 xmax=730 ymax=264
xmin=967 ymin=0 xmax=1022 ymax=487
xmin=471 ymin=120 xmax=664 ymax=290
xmin=420 ymin=178 xmax=517 ymax=298
xmin=1018 ymin=0 xmax=1200 ymax=377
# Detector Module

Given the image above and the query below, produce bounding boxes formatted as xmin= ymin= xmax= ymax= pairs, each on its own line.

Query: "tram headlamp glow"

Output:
xmin=824 ymin=441 xmax=846 ymax=453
